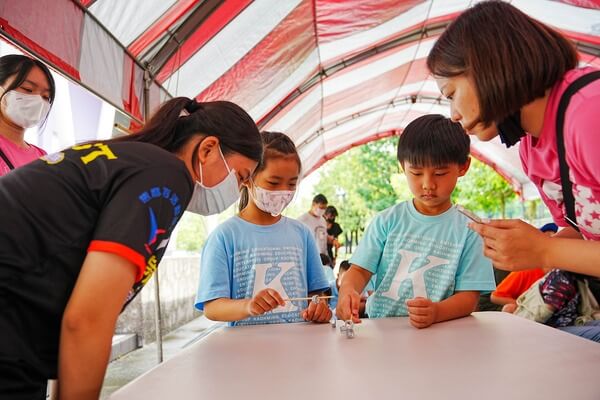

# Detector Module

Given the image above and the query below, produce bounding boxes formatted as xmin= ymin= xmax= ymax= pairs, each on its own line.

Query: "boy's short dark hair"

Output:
xmin=339 ymin=260 xmax=351 ymax=273
xmin=397 ymin=114 xmax=470 ymax=167
xmin=313 ymin=194 xmax=328 ymax=205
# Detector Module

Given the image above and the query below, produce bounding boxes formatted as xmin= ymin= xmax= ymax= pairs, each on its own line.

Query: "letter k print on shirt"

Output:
xmin=253 ymin=262 xmax=299 ymax=312
xmin=379 ymin=249 xmax=449 ymax=300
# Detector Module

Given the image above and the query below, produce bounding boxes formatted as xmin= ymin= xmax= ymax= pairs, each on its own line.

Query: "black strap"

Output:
xmin=555 ymin=71 xmax=600 ymax=232
xmin=0 ymin=147 xmax=15 ymax=171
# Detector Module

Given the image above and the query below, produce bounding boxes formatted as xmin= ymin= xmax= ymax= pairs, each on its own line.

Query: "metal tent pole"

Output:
xmin=144 ymin=69 xmax=164 ymax=363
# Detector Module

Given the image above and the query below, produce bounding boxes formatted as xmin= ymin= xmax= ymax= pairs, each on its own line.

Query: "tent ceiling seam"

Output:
xmin=145 ymin=0 xmax=223 ymax=80
xmin=257 ymin=19 xmax=451 ymax=129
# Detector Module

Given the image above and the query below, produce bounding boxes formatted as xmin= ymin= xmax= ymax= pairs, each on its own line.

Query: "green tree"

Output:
xmin=451 ymin=158 xmax=518 ymax=218
xmin=315 ymin=136 xmax=400 ymax=237
xmin=175 ymin=212 xmax=207 ymax=251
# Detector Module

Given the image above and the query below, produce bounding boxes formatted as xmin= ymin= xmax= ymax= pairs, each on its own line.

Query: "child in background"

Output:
xmin=491 ymin=223 xmax=558 ymax=311
xmin=337 ymin=115 xmax=496 ymax=328
xmin=330 ymin=260 xmax=368 ymax=317
xmin=298 ymin=193 xmax=329 ymax=256
xmin=320 ymin=253 xmax=335 ymax=284
xmin=195 ymin=131 xmax=331 ymax=326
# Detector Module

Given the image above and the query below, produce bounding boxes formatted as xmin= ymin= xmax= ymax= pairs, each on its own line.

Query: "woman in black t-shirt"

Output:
xmin=0 ymin=97 xmax=262 ymax=399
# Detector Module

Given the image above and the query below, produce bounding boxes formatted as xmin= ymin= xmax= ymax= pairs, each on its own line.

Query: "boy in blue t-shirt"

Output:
xmin=337 ymin=115 xmax=496 ymax=328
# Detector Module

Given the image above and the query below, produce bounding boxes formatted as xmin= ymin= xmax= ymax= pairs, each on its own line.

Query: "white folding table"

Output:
xmin=109 ymin=312 xmax=600 ymax=399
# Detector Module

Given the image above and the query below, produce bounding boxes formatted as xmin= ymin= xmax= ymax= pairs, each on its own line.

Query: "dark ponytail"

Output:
xmin=239 ymin=131 xmax=301 ymax=212
xmin=108 ymin=97 xmax=263 ymax=162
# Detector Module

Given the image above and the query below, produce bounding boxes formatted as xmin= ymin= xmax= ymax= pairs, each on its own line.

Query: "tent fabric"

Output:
xmin=1 ymin=0 xmax=600 ymax=199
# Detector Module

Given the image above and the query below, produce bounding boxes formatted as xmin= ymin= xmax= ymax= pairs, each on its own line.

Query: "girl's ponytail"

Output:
xmin=105 ymin=97 xmax=262 ymax=163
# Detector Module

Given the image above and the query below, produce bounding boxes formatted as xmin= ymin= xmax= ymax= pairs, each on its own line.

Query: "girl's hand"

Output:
xmin=336 ymin=288 xmax=362 ymax=323
xmin=406 ymin=297 xmax=438 ymax=329
xmin=246 ymin=289 xmax=285 ymax=316
xmin=301 ymin=298 xmax=332 ymax=323
xmin=468 ymin=219 xmax=551 ymax=272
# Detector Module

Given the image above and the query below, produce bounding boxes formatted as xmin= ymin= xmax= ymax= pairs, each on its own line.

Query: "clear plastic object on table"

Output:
xmin=339 ymin=320 xmax=355 ymax=338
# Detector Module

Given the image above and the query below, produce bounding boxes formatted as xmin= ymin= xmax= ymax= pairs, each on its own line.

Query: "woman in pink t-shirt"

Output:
xmin=426 ymin=1 xmax=600 ymax=279
xmin=0 ymin=54 xmax=55 ymax=176
xmin=427 ymin=2 xmax=600 ymax=342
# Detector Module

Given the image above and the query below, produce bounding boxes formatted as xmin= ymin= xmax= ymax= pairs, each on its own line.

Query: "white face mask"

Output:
xmin=186 ymin=145 xmax=240 ymax=216
xmin=250 ymin=182 xmax=295 ymax=217
xmin=2 ymin=90 xmax=50 ymax=129
xmin=313 ymin=207 xmax=326 ymax=218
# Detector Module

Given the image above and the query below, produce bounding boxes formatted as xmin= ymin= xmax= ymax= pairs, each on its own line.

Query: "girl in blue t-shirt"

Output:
xmin=195 ymin=131 xmax=331 ymax=326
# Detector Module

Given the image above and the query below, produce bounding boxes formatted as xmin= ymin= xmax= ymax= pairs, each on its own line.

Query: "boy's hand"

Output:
xmin=336 ymin=288 xmax=362 ymax=323
xmin=406 ymin=297 xmax=438 ymax=329
xmin=302 ymin=299 xmax=332 ymax=323
xmin=246 ymin=289 xmax=285 ymax=316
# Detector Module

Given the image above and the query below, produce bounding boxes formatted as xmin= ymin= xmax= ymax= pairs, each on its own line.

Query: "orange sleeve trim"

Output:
xmin=88 ymin=240 xmax=146 ymax=282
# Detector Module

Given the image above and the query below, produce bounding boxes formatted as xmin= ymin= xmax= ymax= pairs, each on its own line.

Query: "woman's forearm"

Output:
xmin=543 ymin=238 xmax=600 ymax=277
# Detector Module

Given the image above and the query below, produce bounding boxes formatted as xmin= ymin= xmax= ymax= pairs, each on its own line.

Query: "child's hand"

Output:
xmin=502 ymin=303 xmax=517 ymax=313
xmin=336 ymin=288 xmax=362 ymax=323
xmin=301 ymin=299 xmax=332 ymax=323
xmin=406 ymin=297 xmax=438 ymax=329
xmin=246 ymin=289 xmax=285 ymax=316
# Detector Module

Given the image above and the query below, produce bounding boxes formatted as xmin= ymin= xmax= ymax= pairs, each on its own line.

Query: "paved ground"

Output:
xmin=100 ymin=316 xmax=223 ymax=399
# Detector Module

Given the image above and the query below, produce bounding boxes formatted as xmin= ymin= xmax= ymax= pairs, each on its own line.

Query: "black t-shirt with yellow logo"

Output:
xmin=0 ymin=141 xmax=193 ymax=379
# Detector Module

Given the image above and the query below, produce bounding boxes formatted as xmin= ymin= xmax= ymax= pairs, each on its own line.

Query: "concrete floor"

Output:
xmin=100 ymin=316 xmax=223 ymax=399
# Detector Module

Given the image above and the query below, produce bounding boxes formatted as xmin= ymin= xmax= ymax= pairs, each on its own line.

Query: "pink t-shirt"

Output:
xmin=520 ymin=67 xmax=600 ymax=240
xmin=0 ymin=134 xmax=46 ymax=177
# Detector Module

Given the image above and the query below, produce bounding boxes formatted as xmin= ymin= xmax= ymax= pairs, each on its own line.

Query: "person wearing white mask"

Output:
xmin=0 ymin=97 xmax=262 ymax=399
xmin=0 ymin=54 xmax=55 ymax=176
xmin=298 ymin=193 xmax=329 ymax=256
xmin=195 ymin=131 xmax=332 ymax=326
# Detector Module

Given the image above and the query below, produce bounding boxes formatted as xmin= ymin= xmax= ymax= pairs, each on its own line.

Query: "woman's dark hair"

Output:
xmin=427 ymin=1 xmax=578 ymax=125
xmin=397 ymin=114 xmax=470 ymax=167
xmin=0 ymin=54 xmax=56 ymax=124
xmin=238 ymin=131 xmax=301 ymax=212
xmin=325 ymin=205 xmax=338 ymax=217
xmin=109 ymin=97 xmax=262 ymax=162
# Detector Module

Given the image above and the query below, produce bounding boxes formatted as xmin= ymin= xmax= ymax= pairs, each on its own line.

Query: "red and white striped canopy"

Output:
xmin=1 ymin=0 xmax=599 ymax=199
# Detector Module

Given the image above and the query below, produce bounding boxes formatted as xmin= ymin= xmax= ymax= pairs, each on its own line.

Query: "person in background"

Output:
xmin=298 ymin=193 xmax=329 ymax=256
xmin=0 ymin=97 xmax=263 ymax=399
xmin=325 ymin=205 xmax=343 ymax=267
xmin=195 ymin=131 xmax=331 ymax=326
xmin=330 ymin=260 xmax=367 ymax=317
xmin=491 ymin=223 xmax=558 ymax=310
xmin=320 ymin=253 xmax=335 ymax=284
xmin=0 ymin=54 xmax=55 ymax=176
xmin=336 ymin=115 xmax=496 ymax=328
